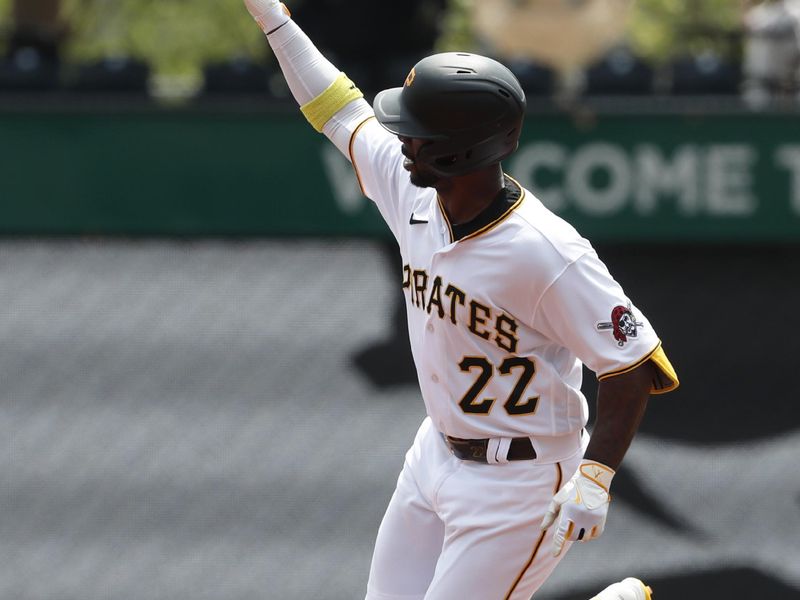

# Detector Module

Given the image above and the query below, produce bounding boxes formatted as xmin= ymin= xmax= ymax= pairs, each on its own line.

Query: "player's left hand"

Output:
xmin=540 ymin=460 xmax=615 ymax=557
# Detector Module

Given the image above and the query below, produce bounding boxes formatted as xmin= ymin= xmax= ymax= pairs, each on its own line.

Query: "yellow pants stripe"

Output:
xmin=503 ymin=462 xmax=564 ymax=600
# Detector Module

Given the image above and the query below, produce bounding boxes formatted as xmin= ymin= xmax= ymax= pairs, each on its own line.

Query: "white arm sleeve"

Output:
xmin=259 ymin=8 xmax=374 ymax=157
xmin=246 ymin=2 xmax=405 ymax=238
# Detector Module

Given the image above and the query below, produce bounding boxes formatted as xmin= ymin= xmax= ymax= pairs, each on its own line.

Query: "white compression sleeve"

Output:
xmin=256 ymin=5 xmax=374 ymax=157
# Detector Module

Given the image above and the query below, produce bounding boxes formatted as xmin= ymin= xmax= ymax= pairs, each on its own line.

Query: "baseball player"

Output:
xmin=242 ymin=2 xmax=679 ymax=599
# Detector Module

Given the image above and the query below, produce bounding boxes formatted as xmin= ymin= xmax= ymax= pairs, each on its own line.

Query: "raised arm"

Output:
xmin=243 ymin=0 xmax=374 ymax=158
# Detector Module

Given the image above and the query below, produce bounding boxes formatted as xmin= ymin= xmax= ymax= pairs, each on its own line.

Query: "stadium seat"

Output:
xmin=0 ymin=45 xmax=59 ymax=91
xmin=507 ymin=59 xmax=557 ymax=96
xmin=668 ymin=52 xmax=741 ymax=95
xmin=68 ymin=57 xmax=150 ymax=93
xmin=202 ymin=57 xmax=271 ymax=94
xmin=583 ymin=46 xmax=654 ymax=96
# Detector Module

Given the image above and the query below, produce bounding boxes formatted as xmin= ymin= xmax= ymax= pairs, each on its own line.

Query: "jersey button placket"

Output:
xmin=422 ymin=319 xmax=439 ymax=384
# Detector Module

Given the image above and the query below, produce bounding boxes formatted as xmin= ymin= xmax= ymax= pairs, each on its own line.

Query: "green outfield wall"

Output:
xmin=1 ymin=102 xmax=799 ymax=241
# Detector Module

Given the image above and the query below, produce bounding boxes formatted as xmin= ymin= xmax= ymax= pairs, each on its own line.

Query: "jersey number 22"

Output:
xmin=458 ymin=356 xmax=538 ymax=416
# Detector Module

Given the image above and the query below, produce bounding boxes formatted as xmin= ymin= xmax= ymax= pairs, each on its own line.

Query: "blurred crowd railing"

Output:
xmin=1 ymin=2 xmax=799 ymax=241
xmin=1 ymin=0 xmax=799 ymax=111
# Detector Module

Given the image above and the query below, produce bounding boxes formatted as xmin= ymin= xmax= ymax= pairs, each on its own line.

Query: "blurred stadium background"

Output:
xmin=1 ymin=1 xmax=799 ymax=599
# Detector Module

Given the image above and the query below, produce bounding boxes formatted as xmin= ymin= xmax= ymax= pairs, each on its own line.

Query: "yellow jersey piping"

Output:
xmin=437 ymin=173 xmax=526 ymax=245
xmin=598 ymin=341 xmax=662 ymax=381
xmin=460 ymin=183 xmax=525 ymax=243
xmin=597 ymin=341 xmax=681 ymax=394
xmin=347 ymin=115 xmax=376 ymax=196
xmin=436 ymin=194 xmax=455 ymax=243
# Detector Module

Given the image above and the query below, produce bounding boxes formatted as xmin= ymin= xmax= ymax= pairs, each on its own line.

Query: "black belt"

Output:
xmin=443 ymin=435 xmax=537 ymax=463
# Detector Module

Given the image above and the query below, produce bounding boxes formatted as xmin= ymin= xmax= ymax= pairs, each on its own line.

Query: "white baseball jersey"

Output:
xmin=251 ymin=7 xmax=679 ymax=597
xmin=349 ymin=116 xmax=677 ymax=441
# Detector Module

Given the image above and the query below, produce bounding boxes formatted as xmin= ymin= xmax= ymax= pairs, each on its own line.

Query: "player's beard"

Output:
xmin=408 ymin=168 xmax=440 ymax=189
xmin=402 ymin=141 xmax=441 ymax=188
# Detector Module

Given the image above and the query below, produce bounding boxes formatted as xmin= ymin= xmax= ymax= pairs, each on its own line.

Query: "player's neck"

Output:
xmin=436 ymin=165 xmax=505 ymax=225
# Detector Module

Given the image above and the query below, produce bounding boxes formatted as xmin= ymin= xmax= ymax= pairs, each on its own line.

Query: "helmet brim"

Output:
xmin=373 ymin=87 xmax=445 ymax=140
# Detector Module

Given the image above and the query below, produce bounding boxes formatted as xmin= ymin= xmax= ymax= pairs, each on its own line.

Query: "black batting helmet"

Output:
xmin=373 ymin=52 xmax=526 ymax=178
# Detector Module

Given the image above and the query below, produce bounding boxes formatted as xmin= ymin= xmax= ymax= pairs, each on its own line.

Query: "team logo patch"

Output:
xmin=405 ymin=67 xmax=416 ymax=87
xmin=596 ymin=303 xmax=643 ymax=347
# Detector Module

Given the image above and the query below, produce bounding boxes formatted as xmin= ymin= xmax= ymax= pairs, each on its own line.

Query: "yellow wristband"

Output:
xmin=300 ymin=72 xmax=363 ymax=133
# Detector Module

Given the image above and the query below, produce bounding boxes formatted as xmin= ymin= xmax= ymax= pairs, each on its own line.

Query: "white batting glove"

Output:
xmin=540 ymin=460 xmax=615 ymax=557
xmin=243 ymin=0 xmax=290 ymax=32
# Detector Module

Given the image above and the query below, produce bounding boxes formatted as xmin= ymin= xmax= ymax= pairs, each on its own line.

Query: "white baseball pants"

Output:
xmin=366 ymin=418 xmax=585 ymax=600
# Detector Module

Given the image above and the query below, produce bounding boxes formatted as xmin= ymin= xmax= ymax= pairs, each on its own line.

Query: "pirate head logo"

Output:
xmin=596 ymin=303 xmax=643 ymax=347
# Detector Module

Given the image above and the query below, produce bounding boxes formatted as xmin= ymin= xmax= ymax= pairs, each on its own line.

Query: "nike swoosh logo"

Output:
xmin=409 ymin=215 xmax=428 ymax=225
